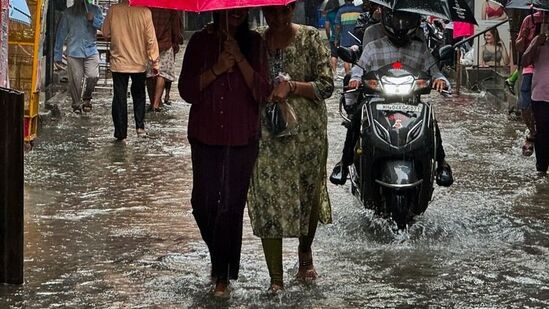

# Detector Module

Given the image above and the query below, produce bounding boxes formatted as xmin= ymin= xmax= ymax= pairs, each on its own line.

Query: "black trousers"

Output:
xmin=341 ymin=104 xmax=446 ymax=166
xmin=190 ymin=139 xmax=259 ymax=280
xmin=112 ymin=72 xmax=146 ymax=139
xmin=532 ymin=100 xmax=549 ymax=172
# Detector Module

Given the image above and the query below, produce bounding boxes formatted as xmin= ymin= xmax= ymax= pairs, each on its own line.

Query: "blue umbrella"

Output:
xmin=8 ymin=0 xmax=32 ymax=26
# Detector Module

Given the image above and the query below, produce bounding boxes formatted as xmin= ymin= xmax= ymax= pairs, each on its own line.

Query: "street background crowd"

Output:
xmin=49 ymin=0 xmax=549 ymax=300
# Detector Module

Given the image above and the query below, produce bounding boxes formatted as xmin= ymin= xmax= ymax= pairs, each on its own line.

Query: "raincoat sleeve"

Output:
xmin=351 ymin=44 xmax=372 ymax=82
xmin=91 ymin=5 xmax=104 ymax=30
xmin=178 ymin=32 xmax=203 ymax=104
xmin=424 ymin=47 xmax=450 ymax=86
xmin=309 ymin=29 xmax=334 ymax=102
xmin=144 ymin=9 xmax=160 ymax=69
xmin=54 ymin=13 xmax=68 ymax=62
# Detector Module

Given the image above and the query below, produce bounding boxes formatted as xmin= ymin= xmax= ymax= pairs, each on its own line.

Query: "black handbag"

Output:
xmin=264 ymin=100 xmax=298 ymax=137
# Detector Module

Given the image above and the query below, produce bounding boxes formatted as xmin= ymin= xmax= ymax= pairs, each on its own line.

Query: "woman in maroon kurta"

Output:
xmin=178 ymin=9 xmax=270 ymax=297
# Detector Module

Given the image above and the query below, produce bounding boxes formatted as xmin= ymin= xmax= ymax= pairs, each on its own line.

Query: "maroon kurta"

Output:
xmin=179 ymin=27 xmax=270 ymax=146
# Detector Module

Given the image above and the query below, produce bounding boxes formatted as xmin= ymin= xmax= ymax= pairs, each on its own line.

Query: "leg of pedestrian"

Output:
xmin=152 ymin=76 xmax=165 ymax=111
xmin=66 ymin=56 xmax=85 ymax=113
xmin=261 ymin=238 xmax=284 ymax=292
xmin=532 ymin=101 xmax=549 ymax=174
xmin=146 ymin=77 xmax=156 ymax=111
xmin=130 ymin=72 xmax=147 ymax=137
xmin=189 ymin=142 xmax=224 ymax=281
xmin=82 ymin=54 xmax=100 ymax=113
xmin=111 ymin=72 xmax=130 ymax=140
xmin=164 ymin=81 xmax=172 ymax=105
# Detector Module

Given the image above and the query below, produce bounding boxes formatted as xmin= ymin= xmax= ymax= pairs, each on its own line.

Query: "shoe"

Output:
xmin=82 ymin=100 xmax=92 ymax=113
xmin=436 ymin=160 xmax=454 ymax=187
xmin=72 ymin=105 xmax=82 ymax=114
xmin=213 ymin=279 xmax=231 ymax=298
xmin=163 ymin=99 xmax=172 ymax=106
xmin=504 ymin=79 xmax=516 ymax=96
xmin=329 ymin=161 xmax=348 ymax=185
xmin=136 ymin=128 xmax=147 ymax=138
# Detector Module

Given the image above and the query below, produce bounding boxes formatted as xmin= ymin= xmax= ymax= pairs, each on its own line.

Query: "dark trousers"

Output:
xmin=190 ymin=139 xmax=259 ymax=280
xmin=112 ymin=72 xmax=146 ymax=139
xmin=532 ymin=101 xmax=549 ymax=172
xmin=342 ymin=105 xmax=446 ymax=166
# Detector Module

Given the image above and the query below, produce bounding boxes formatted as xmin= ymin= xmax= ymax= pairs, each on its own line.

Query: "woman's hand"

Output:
xmin=269 ymin=81 xmax=292 ymax=103
xmin=212 ymin=51 xmax=236 ymax=75
xmin=224 ymin=38 xmax=245 ymax=63
xmin=432 ymin=79 xmax=446 ymax=92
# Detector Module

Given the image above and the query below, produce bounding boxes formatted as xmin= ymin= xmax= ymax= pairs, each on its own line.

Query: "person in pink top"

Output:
xmin=523 ymin=20 xmax=549 ymax=175
xmin=515 ymin=10 xmax=548 ymax=156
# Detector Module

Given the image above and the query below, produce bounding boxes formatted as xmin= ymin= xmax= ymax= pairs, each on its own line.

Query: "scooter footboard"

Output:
xmin=375 ymin=160 xmax=423 ymax=189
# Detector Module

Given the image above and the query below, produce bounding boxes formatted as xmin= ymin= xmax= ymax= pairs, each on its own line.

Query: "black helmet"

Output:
xmin=381 ymin=8 xmax=421 ymax=46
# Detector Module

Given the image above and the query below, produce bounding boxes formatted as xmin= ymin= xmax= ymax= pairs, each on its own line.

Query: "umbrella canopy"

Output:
xmin=370 ymin=0 xmax=477 ymax=24
xmin=533 ymin=0 xmax=549 ymax=11
xmin=8 ymin=0 xmax=32 ymax=26
xmin=505 ymin=0 xmax=533 ymax=10
xmin=129 ymin=0 xmax=296 ymax=12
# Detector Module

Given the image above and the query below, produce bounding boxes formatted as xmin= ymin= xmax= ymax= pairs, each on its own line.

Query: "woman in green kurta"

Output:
xmin=247 ymin=2 xmax=334 ymax=291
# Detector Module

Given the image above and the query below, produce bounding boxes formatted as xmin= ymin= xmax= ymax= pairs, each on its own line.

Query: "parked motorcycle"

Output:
xmin=337 ymin=46 xmax=452 ymax=229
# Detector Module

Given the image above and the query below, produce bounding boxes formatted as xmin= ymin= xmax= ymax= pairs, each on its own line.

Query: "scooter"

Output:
xmin=337 ymin=46 xmax=453 ymax=229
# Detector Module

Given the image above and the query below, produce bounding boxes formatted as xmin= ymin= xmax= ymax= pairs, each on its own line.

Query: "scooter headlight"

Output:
xmin=381 ymin=75 xmax=414 ymax=96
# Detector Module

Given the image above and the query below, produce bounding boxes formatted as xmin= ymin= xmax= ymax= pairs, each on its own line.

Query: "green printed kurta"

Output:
xmin=247 ymin=25 xmax=334 ymax=238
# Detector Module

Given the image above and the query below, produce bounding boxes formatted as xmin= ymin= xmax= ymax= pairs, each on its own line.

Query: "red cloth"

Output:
xmin=485 ymin=4 xmax=504 ymax=19
xmin=453 ymin=22 xmax=474 ymax=39
xmin=179 ymin=28 xmax=271 ymax=146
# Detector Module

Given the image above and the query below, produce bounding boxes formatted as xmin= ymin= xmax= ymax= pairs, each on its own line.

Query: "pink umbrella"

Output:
xmin=129 ymin=0 xmax=296 ymax=12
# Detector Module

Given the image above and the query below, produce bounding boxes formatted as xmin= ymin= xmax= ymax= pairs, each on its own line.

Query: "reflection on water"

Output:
xmin=1 ymin=87 xmax=548 ymax=307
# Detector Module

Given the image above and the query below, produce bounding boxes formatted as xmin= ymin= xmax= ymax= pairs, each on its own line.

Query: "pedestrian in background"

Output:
xmin=335 ymin=0 xmax=362 ymax=74
xmin=54 ymin=0 xmax=103 ymax=114
xmin=146 ymin=8 xmax=181 ymax=112
xmin=515 ymin=10 xmax=545 ymax=157
xmin=163 ymin=12 xmax=184 ymax=106
xmin=178 ymin=8 xmax=270 ymax=298
xmin=322 ymin=0 xmax=340 ymax=74
xmin=523 ymin=17 xmax=549 ymax=175
xmin=247 ymin=2 xmax=334 ymax=292
xmin=102 ymin=0 xmax=159 ymax=141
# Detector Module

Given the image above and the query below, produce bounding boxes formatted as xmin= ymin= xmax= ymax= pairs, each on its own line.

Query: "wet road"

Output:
xmin=1 ymin=81 xmax=548 ymax=307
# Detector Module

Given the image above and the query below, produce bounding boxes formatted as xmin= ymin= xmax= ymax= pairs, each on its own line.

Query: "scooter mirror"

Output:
xmin=438 ymin=45 xmax=454 ymax=62
xmin=337 ymin=46 xmax=359 ymax=64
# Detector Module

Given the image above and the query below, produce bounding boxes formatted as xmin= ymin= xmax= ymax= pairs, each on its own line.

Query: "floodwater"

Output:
xmin=1 ymin=82 xmax=548 ymax=308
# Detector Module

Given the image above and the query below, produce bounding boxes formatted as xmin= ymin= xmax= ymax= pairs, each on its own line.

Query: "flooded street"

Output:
xmin=1 ymin=76 xmax=548 ymax=307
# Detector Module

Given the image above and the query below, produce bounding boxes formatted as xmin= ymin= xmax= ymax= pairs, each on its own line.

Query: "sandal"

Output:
xmin=522 ymin=137 xmax=535 ymax=157
xmin=213 ymin=278 xmax=231 ymax=298
xmin=82 ymin=100 xmax=92 ymax=113
xmin=296 ymin=251 xmax=318 ymax=283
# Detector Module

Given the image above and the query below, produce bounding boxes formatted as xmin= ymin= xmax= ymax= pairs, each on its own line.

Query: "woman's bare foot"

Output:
xmin=296 ymin=250 xmax=318 ymax=283
xmin=268 ymin=280 xmax=284 ymax=294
